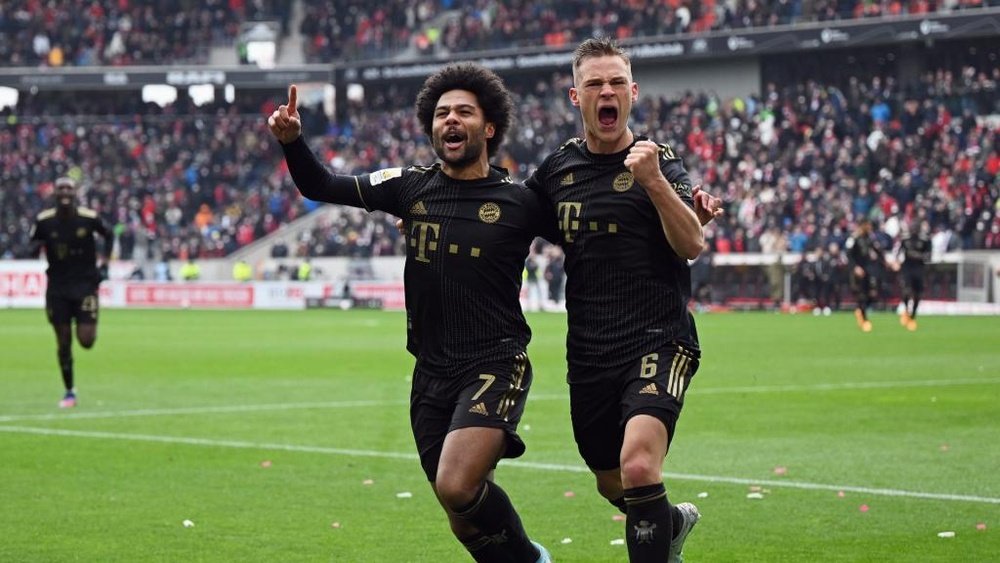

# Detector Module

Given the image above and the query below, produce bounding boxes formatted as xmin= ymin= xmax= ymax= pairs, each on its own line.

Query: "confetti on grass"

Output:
xmin=259 ymin=460 xmax=272 ymax=468
xmin=182 ymin=520 xmax=195 ymax=528
xmin=396 ymin=492 xmax=412 ymax=499
xmin=612 ymin=514 xmax=625 ymax=522
xmin=859 ymin=504 xmax=870 ymax=513
xmin=564 ymin=491 xmax=575 ymax=498
xmin=610 ymin=539 xmax=625 ymax=546
xmin=561 ymin=538 xmax=572 ymax=544
xmin=976 ymin=523 xmax=987 ymax=531
xmin=937 ymin=531 xmax=955 ymax=538
xmin=697 ymin=492 xmax=709 ymax=498
xmin=746 ymin=492 xmax=764 ymax=500
xmin=362 ymin=479 xmax=374 ymax=485
xmin=773 ymin=466 xmax=787 ymax=476
xmin=331 ymin=522 xmax=341 ymax=529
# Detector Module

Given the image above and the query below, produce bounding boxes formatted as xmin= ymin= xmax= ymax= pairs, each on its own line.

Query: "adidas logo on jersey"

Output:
xmin=410 ymin=201 xmax=428 ymax=215
xmin=469 ymin=402 xmax=489 ymax=415
xmin=639 ymin=383 xmax=659 ymax=395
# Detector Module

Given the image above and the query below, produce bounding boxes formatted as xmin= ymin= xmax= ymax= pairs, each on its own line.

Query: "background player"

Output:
xmin=846 ymin=218 xmax=896 ymax=332
xmin=897 ymin=220 xmax=932 ymax=331
xmin=29 ymin=177 xmax=111 ymax=408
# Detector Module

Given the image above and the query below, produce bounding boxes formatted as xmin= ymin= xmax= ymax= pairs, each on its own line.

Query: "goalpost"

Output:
xmin=955 ymin=251 xmax=999 ymax=304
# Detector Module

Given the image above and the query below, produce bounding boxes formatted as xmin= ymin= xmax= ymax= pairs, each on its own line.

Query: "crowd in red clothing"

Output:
xmin=0 ymin=0 xmax=289 ymax=67
xmin=2 ymin=61 xmax=997 ymax=261
xmin=3 ymin=1 xmax=995 ymax=68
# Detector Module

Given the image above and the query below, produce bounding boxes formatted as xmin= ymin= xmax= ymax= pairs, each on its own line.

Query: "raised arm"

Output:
xmin=626 ymin=141 xmax=703 ymax=259
xmin=268 ymin=85 xmax=370 ymax=208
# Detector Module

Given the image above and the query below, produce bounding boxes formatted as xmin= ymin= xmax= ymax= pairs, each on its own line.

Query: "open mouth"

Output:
xmin=443 ymin=131 xmax=465 ymax=151
xmin=598 ymin=106 xmax=618 ymax=128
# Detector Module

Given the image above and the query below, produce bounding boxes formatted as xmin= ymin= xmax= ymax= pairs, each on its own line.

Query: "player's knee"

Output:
xmin=620 ymin=455 xmax=660 ymax=488
xmin=596 ymin=479 xmax=622 ymax=502
xmin=435 ymin=475 xmax=481 ymax=513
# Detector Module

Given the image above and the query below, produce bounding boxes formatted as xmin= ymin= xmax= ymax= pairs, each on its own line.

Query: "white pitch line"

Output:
xmin=1 ymin=424 xmax=998 ymax=505
xmin=691 ymin=376 xmax=1000 ymax=395
xmin=0 ymin=399 xmax=410 ymax=423
xmin=2 ymin=376 xmax=998 ymax=423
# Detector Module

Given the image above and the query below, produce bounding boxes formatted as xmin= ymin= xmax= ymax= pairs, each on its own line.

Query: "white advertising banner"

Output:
xmin=0 ymin=261 xmax=47 ymax=307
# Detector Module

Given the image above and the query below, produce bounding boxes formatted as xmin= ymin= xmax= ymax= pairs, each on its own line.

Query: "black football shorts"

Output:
xmin=410 ymin=353 xmax=532 ymax=481
xmin=46 ymin=289 xmax=99 ymax=325
xmin=569 ymin=344 xmax=699 ymax=472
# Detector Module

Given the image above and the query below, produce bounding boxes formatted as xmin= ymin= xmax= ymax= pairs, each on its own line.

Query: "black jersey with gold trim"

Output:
xmin=527 ymin=137 xmax=699 ymax=372
xmin=350 ymin=163 xmax=552 ymax=378
xmin=30 ymin=207 xmax=110 ymax=295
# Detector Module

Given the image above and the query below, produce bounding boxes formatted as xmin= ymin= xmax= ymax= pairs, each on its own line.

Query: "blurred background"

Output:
xmin=2 ymin=0 xmax=998 ymax=313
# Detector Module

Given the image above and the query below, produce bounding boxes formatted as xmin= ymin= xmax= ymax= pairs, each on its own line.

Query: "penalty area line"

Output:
xmin=1 ymin=424 xmax=997 ymax=505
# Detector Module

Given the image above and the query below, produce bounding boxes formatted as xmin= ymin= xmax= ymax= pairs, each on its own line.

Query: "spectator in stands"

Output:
xmin=179 ymin=258 xmax=200 ymax=281
xmin=232 ymin=259 xmax=253 ymax=282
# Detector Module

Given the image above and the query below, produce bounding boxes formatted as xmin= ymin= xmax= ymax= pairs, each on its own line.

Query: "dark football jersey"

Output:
xmin=900 ymin=234 xmax=931 ymax=273
xmin=847 ymin=232 xmax=884 ymax=272
xmin=526 ymin=137 xmax=699 ymax=372
xmin=283 ymin=137 xmax=556 ymax=378
xmin=30 ymin=207 xmax=110 ymax=295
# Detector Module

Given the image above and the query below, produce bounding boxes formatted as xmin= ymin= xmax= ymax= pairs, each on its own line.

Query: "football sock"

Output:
xmin=58 ymin=347 xmax=74 ymax=391
xmin=609 ymin=495 xmax=628 ymax=514
xmin=454 ymin=481 xmax=536 ymax=562
xmin=624 ymin=483 xmax=672 ymax=562
xmin=911 ymin=296 xmax=920 ymax=318
xmin=460 ymin=531 xmax=511 ymax=563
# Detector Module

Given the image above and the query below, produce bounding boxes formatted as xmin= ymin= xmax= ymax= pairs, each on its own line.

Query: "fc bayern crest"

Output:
xmin=613 ymin=172 xmax=634 ymax=192
xmin=478 ymin=202 xmax=501 ymax=223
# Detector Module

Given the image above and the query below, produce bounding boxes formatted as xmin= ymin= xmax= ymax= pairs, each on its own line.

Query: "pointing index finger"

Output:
xmin=288 ymin=84 xmax=298 ymax=114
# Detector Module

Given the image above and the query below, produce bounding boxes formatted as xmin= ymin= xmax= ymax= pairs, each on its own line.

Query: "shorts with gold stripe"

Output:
xmin=569 ymin=344 xmax=699 ymax=472
xmin=410 ymin=352 xmax=532 ymax=481
xmin=46 ymin=285 xmax=99 ymax=325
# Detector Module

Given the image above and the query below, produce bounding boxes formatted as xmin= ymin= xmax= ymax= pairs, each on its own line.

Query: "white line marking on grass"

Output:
xmin=0 ymin=425 xmax=419 ymax=461
xmin=2 ymin=424 xmax=998 ymax=505
xmin=1 ymin=376 xmax=997 ymax=423
xmin=0 ymin=399 xmax=410 ymax=423
xmin=690 ymin=376 xmax=1000 ymax=395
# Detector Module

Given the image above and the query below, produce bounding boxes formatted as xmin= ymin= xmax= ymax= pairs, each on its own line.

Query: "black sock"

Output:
xmin=624 ymin=483 xmax=672 ymax=562
xmin=911 ymin=297 xmax=920 ymax=318
xmin=454 ymin=482 xmax=536 ymax=562
xmin=609 ymin=495 xmax=627 ymax=514
xmin=58 ymin=348 xmax=74 ymax=391
xmin=460 ymin=531 xmax=512 ymax=563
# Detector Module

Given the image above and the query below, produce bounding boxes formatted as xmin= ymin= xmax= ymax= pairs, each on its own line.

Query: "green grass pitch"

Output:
xmin=1 ymin=308 xmax=997 ymax=562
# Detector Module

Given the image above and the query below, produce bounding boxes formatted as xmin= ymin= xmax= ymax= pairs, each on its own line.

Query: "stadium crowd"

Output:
xmin=0 ymin=0 xmax=290 ymax=67
xmin=301 ymin=0 xmax=999 ymax=62
xmin=2 ymin=0 xmax=994 ymax=67
xmin=3 ymin=58 xmax=996 ymax=264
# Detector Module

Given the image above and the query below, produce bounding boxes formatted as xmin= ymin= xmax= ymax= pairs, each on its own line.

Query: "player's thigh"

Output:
xmin=73 ymin=293 xmax=99 ymax=347
xmin=411 ymin=354 xmax=532 ymax=481
xmin=569 ymin=370 xmax=626 ymax=472
xmin=619 ymin=344 xmax=700 ymax=451
xmin=46 ymin=292 xmax=74 ymax=326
